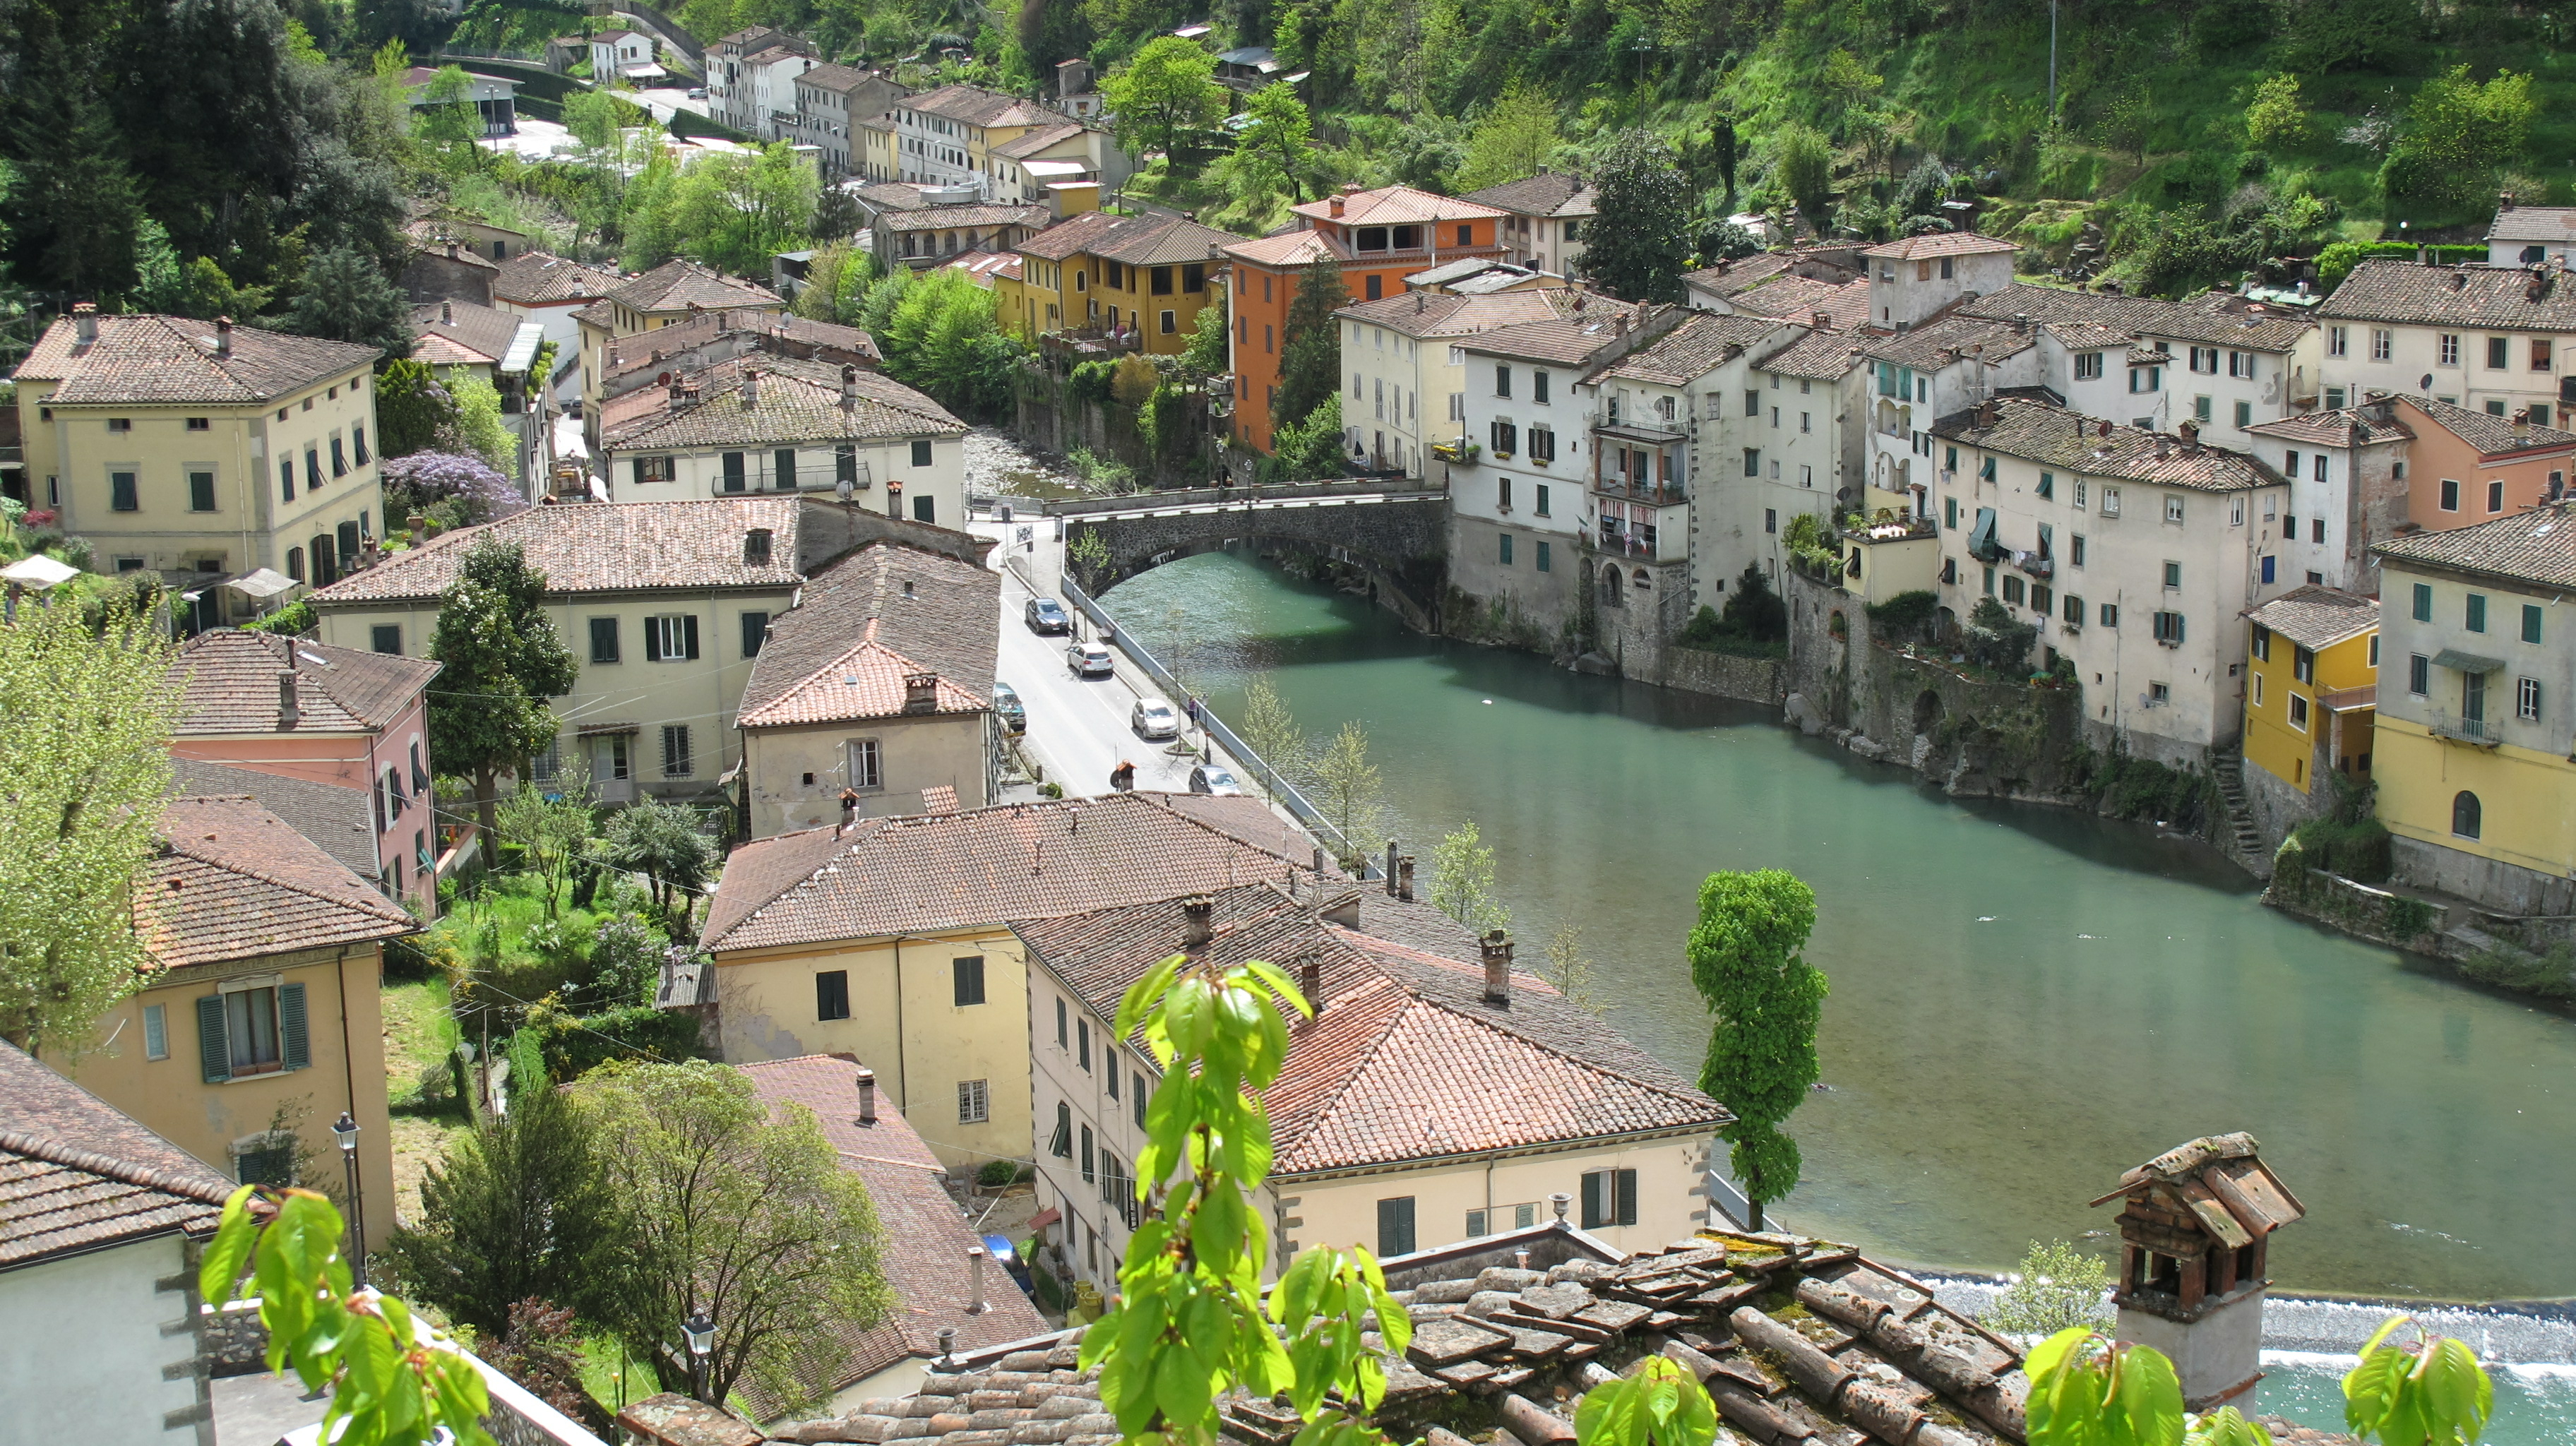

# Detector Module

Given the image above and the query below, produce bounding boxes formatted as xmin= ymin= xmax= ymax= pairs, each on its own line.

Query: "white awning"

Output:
xmin=226 ymin=567 xmax=300 ymax=599
xmin=621 ymin=61 xmax=669 ymax=78
xmin=0 ymin=555 xmax=79 ymax=589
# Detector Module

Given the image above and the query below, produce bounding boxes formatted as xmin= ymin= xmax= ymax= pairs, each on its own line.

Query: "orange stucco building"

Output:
xmin=2390 ymin=393 xmax=2576 ymax=532
xmin=1221 ymin=184 xmax=1508 ymax=455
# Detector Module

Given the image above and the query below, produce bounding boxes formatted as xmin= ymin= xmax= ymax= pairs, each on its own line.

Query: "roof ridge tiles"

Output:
xmin=0 ymin=1127 xmax=238 ymax=1212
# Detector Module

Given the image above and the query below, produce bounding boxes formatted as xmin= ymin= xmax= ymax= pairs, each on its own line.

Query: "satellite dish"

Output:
xmin=2421 ymin=374 xmax=2434 ymax=390
xmin=836 ymin=479 xmax=855 ymax=502
xmin=657 ymin=371 xmax=673 ymax=386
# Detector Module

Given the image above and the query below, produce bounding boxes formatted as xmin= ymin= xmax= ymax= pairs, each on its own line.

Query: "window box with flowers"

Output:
xmin=1431 ymin=440 xmax=1480 ymax=465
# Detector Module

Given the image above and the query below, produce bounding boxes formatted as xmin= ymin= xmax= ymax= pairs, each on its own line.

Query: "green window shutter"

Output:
xmin=1376 ymin=1196 xmax=1416 ymax=1257
xmin=279 ymin=983 xmax=311 ymax=1070
xmin=1614 ymin=1169 xmax=1638 ymax=1226
xmin=683 ymin=614 xmax=700 ymax=660
xmin=198 ymin=996 xmax=232 ymax=1083
xmin=1580 ymin=1170 xmax=1606 ymax=1229
xmin=645 ymin=620 xmax=664 ymax=662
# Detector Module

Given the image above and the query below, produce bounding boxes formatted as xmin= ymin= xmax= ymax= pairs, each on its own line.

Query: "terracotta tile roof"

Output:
xmin=0 ymin=1040 xmax=235 ymax=1268
xmin=2244 ymin=405 xmax=2414 ymax=448
xmin=403 ymin=224 xmax=503 ymax=272
xmin=2318 ymin=258 xmax=2576 ymax=331
xmin=1960 ymin=280 xmax=2176 ymax=333
xmin=1221 ymin=229 xmax=1352 ymax=268
xmin=1460 ymin=301 xmax=1669 ymax=366
xmin=2394 ymin=391 xmax=2576 ymax=458
xmin=738 ymin=542 xmax=997 ymax=729
xmin=2374 ymin=498 xmax=2576 ymax=588
xmin=1089 ymin=214 xmax=1236 ymax=268
xmin=2246 ymin=584 xmax=2378 ymax=650
xmin=2487 ymin=205 xmax=2576 ymax=244
xmin=491 ymin=251 xmax=621 ymax=306
xmin=145 ymin=796 xmax=418 ymax=969
xmin=609 ymin=260 xmax=783 ymax=316
xmin=1933 ymin=396 xmax=2286 ymax=493
xmin=307 ymin=496 xmax=810 ymax=605
xmin=854 ymin=181 xmax=931 ymax=213
xmin=169 ymin=629 xmax=441 ymax=735
xmin=1681 ymin=252 xmax=1804 ymax=299
xmin=735 ymin=1055 xmax=1052 ymax=1422
xmin=412 ymin=299 xmax=537 ymax=369
xmin=1859 ymin=230 xmax=2017 ymax=261
xmin=169 ymin=759 xmax=380 ymax=881
xmin=1332 ymin=289 xmax=1574 ymax=339
xmin=943 ymin=251 xmax=1022 ymax=285
xmin=2039 ymin=318 xmax=2137 ymax=350
xmin=601 ymin=354 xmax=964 ymax=452
xmin=2137 ymin=293 xmax=2315 ymax=352
xmin=1855 ymin=311 xmax=2034 ymax=371
xmin=906 ymin=85 xmax=1059 ymax=129
xmin=1013 ymin=209 xmax=1121 ymax=262
xmin=797 ymin=63 xmax=885 ymax=95
xmin=878 ymin=203 xmax=1051 ymax=234
xmin=1458 ymin=172 xmax=1597 ymax=220
xmin=701 ymin=792 xmax=1328 ymax=952
xmin=1592 ymin=312 xmax=1788 ymax=386
xmin=991 ymin=121 xmax=1090 ymax=161
xmin=13 ymin=314 xmax=378 ymax=402
xmin=1725 ymin=273 xmax=1870 ymax=333
xmin=1291 ymin=185 xmax=1508 ymax=229
xmin=602 ymin=311 xmax=881 ymax=383
xmin=1753 ymin=328 xmax=1868 ymax=381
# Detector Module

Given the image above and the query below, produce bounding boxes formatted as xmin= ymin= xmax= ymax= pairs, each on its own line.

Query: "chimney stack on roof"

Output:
xmin=1181 ymin=894 xmax=1215 ymax=951
xmin=1383 ymin=840 xmax=1400 ymax=895
xmin=903 ymin=671 xmax=939 ymax=712
xmin=1396 ymin=854 xmax=1415 ymax=903
xmin=2515 ymin=408 xmax=2532 ymax=443
xmin=856 ymin=1065 xmax=878 ymax=1123
xmin=2178 ymin=419 xmax=2202 ymax=453
xmin=2155 ymin=432 xmax=2173 ymax=460
xmin=214 ymin=316 xmax=233 ymax=359
xmin=1299 ymin=955 xmax=1322 ymax=1012
xmin=278 ymin=671 xmax=300 ymax=730
xmin=741 ymin=366 xmax=761 ymax=408
xmin=1812 ymin=309 xmax=1830 ymax=330
xmin=441 ymin=299 xmax=454 ymax=325
xmin=1480 ymin=929 xmax=1513 ymax=1006
xmin=841 ymin=363 xmax=860 ymax=409
xmin=966 ymin=1245 xmax=989 ymax=1314
xmin=1975 ymin=398 xmax=1998 ymax=429
xmin=73 ymin=302 xmax=97 ymax=346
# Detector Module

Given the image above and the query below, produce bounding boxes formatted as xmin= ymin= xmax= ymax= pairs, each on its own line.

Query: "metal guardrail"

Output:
xmin=1044 ymin=479 xmax=1445 ymax=517
xmin=1059 ymin=573 xmax=1377 ymax=879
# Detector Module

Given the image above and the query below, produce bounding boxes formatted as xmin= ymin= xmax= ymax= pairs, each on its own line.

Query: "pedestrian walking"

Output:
xmin=1110 ymin=760 xmax=1135 ymax=791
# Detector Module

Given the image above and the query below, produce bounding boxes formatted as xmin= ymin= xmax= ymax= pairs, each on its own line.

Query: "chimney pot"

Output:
xmin=967 ymin=1245 xmax=989 ymax=1314
xmin=1480 ymin=929 xmax=1513 ymax=1006
xmin=1549 ymin=1192 xmax=1571 ymax=1225
xmin=903 ymin=671 xmax=939 ymax=712
xmin=1812 ymin=309 xmax=1830 ymax=330
xmin=2179 ymin=419 xmax=2201 ymax=453
xmin=215 ymin=316 xmax=233 ymax=358
xmin=440 ymin=299 xmax=454 ymax=325
xmin=1299 ymin=956 xmax=1322 ymax=1010
xmin=1397 ymin=854 xmax=1415 ymax=903
xmin=857 ymin=1065 xmax=877 ymax=1122
xmin=1384 ymin=840 xmax=1400 ymax=895
xmin=741 ymin=366 xmax=761 ymax=407
xmin=1181 ymin=894 xmax=1215 ymax=950
xmin=278 ymin=671 xmax=300 ymax=729
xmin=72 ymin=302 xmax=97 ymax=345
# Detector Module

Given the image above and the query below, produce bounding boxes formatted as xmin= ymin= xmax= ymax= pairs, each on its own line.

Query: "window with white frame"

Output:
xmin=958 ymin=1079 xmax=989 ymax=1123
xmin=848 ymin=738 xmax=883 ymax=790
xmin=2520 ymin=676 xmax=2544 ymax=720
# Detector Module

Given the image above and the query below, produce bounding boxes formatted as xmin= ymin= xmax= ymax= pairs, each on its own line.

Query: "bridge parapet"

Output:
xmin=1044 ymin=478 xmax=1445 ymax=516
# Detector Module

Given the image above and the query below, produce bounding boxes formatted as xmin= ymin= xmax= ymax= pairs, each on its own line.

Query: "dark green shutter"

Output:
xmin=197 ymin=995 xmax=231 ymax=1083
xmin=279 ymin=983 xmax=310 ymax=1070
xmin=682 ymin=615 xmax=700 ymax=660
xmin=633 ymin=458 xmax=648 ymax=487
xmin=645 ymin=620 xmax=662 ymax=662
xmin=1376 ymin=1197 xmax=1416 ymax=1257
xmin=1614 ymin=1169 xmax=1638 ymax=1226
xmin=1580 ymin=1171 xmax=1606 ymax=1229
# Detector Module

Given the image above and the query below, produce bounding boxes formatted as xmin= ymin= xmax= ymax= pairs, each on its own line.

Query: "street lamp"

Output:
xmin=331 ymin=1111 xmax=366 ymax=1288
xmin=684 ymin=1309 xmax=716 ymax=1404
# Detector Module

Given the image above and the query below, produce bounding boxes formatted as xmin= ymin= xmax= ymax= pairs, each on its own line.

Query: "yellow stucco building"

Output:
xmin=1010 ymin=210 xmax=1232 ymax=354
xmin=2371 ymin=504 xmax=2576 ymax=913
xmin=2243 ymin=584 xmax=2378 ymax=797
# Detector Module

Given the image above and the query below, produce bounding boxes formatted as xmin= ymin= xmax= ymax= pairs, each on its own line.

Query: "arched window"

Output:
xmin=2452 ymin=791 xmax=2482 ymax=839
xmin=1633 ymin=568 xmax=1651 ymax=590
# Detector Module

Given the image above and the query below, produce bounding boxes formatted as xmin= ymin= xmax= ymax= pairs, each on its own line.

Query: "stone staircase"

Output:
xmin=2210 ymin=749 xmax=2270 ymax=875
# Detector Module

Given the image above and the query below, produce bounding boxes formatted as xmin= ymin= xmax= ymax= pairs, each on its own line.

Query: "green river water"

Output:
xmin=1096 ymin=553 xmax=2576 ymax=1298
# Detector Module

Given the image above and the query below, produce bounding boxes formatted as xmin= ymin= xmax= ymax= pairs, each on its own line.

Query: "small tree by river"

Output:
xmin=1688 ymin=868 xmax=1827 ymax=1231
xmin=1308 ymin=720 xmax=1383 ymax=871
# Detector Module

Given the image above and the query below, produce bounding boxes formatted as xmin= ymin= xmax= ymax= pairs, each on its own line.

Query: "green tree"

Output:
xmin=578 ymin=1060 xmax=892 ymax=1410
xmin=1454 ymin=83 xmax=1561 ymax=193
xmin=1686 ymin=868 xmax=1827 ymax=1229
xmin=494 ymin=770 xmax=593 ymax=919
xmin=1178 ymin=292 xmax=1229 ymax=385
xmin=417 ymin=66 xmax=488 ymax=173
xmin=1236 ymin=671 xmax=1308 ymax=799
xmin=1984 ymin=1241 xmax=2113 ymax=1338
xmin=1427 ymin=818 xmax=1509 ymax=933
xmin=1234 ymin=83 xmax=1316 ymax=205
xmin=812 ymin=180 xmax=864 ymax=241
xmin=443 ymin=369 xmax=518 ymax=481
xmin=602 ymin=799 xmax=714 ymax=933
xmin=1542 ymin=921 xmax=1600 ymax=1013
xmin=2243 ymin=73 xmax=2311 ymax=150
xmin=1271 ymin=256 xmax=1345 ymax=438
xmin=859 ymin=265 xmax=1022 ymax=418
xmin=2383 ymin=66 xmax=2535 ymax=215
xmin=376 ymin=1067 xmax=624 ymax=1338
xmin=665 ymin=143 xmax=821 ymax=277
xmin=1267 ymin=395 xmax=1347 ymax=482
xmin=1820 ymin=49 xmax=1883 ymax=124
xmin=0 ymin=63 xmax=146 ymax=297
xmin=1101 ymin=37 xmax=1229 ymax=165
xmin=285 ymin=245 xmax=414 ymax=358
xmin=0 ymin=600 xmax=179 ymax=1053
xmin=1308 ymin=719 xmax=1382 ymax=869
xmin=1772 ymin=123 xmax=1835 ymax=227
xmin=1582 ymin=131 xmax=1693 ymax=304
xmin=375 ymin=360 xmax=456 ymax=459
xmin=427 ymin=539 xmax=578 ymax=871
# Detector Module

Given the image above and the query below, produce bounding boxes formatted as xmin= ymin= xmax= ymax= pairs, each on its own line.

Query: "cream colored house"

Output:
xmin=2318 ymin=259 xmax=2576 ymax=428
xmin=306 ymin=496 xmax=893 ymax=804
xmin=9 ymin=308 xmax=387 ymax=620
xmin=43 ymin=797 xmax=415 ymax=1253
xmin=1016 ymin=884 xmax=1727 ymax=1287
xmin=691 ymin=791 xmax=1328 ymax=1172
xmin=573 ymin=260 xmax=785 ymax=424
xmin=597 ymin=355 xmax=971 ymax=529
xmin=738 ymin=539 xmax=997 ymax=837
xmin=1335 ymin=288 xmax=1582 ymax=483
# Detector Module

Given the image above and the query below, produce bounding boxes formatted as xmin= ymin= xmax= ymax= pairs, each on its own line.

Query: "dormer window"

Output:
xmin=743 ymin=527 xmax=773 ymax=566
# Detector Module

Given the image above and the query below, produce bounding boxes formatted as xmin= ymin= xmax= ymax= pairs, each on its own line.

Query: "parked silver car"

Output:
xmin=1067 ymin=640 xmax=1114 ymax=677
xmin=1189 ymin=764 xmax=1243 ymax=795
xmin=1131 ymin=700 xmax=1179 ymax=739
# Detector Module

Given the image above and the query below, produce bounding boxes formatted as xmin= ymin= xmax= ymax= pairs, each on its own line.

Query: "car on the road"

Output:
xmin=1067 ymin=640 xmax=1114 ymax=677
xmin=992 ymin=681 xmax=1025 ymax=734
xmin=686 ymin=86 xmax=708 ymax=99
xmin=1189 ymin=764 xmax=1244 ymax=795
xmin=1132 ymin=700 xmax=1179 ymax=739
xmin=1025 ymin=597 xmax=1071 ymax=634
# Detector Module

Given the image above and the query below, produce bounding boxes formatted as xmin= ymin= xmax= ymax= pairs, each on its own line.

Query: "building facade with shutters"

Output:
xmin=1015 ymin=885 xmax=1725 ymax=1293
xmin=40 ymin=797 xmax=415 ymax=1255
xmin=2371 ymin=503 xmax=2576 ymax=914
xmin=1928 ymin=398 xmax=2293 ymax=767
xmin=2315 ymin=258 xmax=2576 ymax=429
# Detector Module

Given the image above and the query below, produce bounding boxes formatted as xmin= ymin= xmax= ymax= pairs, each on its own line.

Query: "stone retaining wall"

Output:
xmin=2262 ymin=842 xmax=2450 ymax=951
xmin=1647 ymin=646 xmax=1786 ymax=707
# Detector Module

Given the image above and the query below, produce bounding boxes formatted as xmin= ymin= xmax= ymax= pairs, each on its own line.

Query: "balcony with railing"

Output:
xmin=2426 ymin=710 xmax=2501 ymax=746
xmin=706 ymin=458 xmax=872 ymax=496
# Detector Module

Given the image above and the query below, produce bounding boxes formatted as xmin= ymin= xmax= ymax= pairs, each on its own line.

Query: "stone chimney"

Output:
xmin=741 ymin=366 xmax=761 ymax=408
xmin=214 ymin=316 xmax=233 ymax=359
xmin=1383 ymin=840 xmax=1400 ymax=895
xmin=2154 ymin=432 xmax=2173 ymax=461
xmin=1480 ymin=929 xmax=1512 ymax=1005
xmin=2095 ymin=1133 xmax=2302 ymax=1410
xmin=966 ymin=1245 xmax=988 ymax=1313
xmin=856 ymin=1065 xmax=877 ymax=1123
xmin=1181 ymin=894 xmax=1215 ymax=950
xmin=73 ymin=302 xmax=97 ymax=345
xmin=903 ymin=671 xmax=938 ymax=712
xmin=668 ymin=381 xmax=686 ymax=409
xmin=841 ymin=363 xmax=860 ymax=408
xmin=1299 ymin=956 xmax=1323 ymax=1012
xmin=440 ymin=299 xmax=454 ymax=325
xmin=2500 ymin=190 xmax=2517 ymax=211
xmin=2178 ymin=419 xmax=2202 ymax=454
xmin=1974 ymin=398 xmax=1998 ymax=429
xmin=2515 ymin=408 xmax=2532 ymax=444
xmin=1812 ymin=309 xmax=1830 ymax=330
xmin=278 ymin=671 xmax=300 ymax=729
xmin=1396 ymin=854 xmax=1415 ymax=902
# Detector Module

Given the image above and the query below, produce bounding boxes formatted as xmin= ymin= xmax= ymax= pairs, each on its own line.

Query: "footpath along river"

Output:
xmin=1085 ymin=549 xmax=2576 ymax=1436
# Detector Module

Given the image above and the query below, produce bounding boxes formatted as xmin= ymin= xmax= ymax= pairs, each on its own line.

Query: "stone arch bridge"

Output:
xmin=1051 ymin=482 xmax=1451 ymax=628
